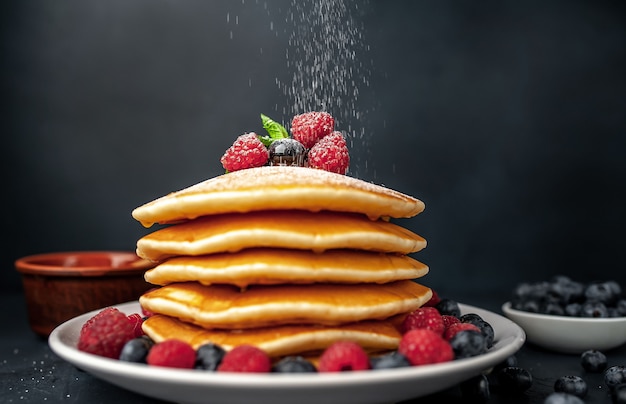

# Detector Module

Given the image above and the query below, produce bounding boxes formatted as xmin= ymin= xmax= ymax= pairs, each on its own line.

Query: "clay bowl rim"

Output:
xmin=15 ymin=250 xmax=154 ymax=277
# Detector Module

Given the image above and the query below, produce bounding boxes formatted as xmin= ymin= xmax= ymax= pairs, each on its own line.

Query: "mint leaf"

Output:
xmin=261 ymin=113 xmax=289 ymax=141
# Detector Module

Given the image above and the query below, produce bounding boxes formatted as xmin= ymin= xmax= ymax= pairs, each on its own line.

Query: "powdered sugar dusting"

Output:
xmin=276 ymin=1 xmax=375 ymax=178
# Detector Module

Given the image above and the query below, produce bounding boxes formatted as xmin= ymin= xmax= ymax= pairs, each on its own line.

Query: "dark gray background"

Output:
xmin=3 ymin=0 xmax=625 ymax=298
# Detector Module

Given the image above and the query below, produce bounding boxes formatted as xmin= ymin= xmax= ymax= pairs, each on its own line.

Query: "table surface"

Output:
xmin=2 ymin=291 xmax=624 ymax=404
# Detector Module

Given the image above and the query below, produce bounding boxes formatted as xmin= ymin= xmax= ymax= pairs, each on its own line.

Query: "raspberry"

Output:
xmin=127 ymin=313 xmax=144 ymax=338
xmin=217 ymin=345 xmax=271 ymax=373
xmin=423 ymin=289 xmax=442 ymax=307
xmin=443 ymin=322 xmax=481 ymax=341
xmin=318 ymin=131 xmax=347 ymax=148
xmin=146 ymin=339 xmax=196 ymax=369
xmin=318 ymin=341 xmax=371 ymax=372
xmin=401 ymin=307 xmax=445 ymax=335
xmin=442 ymin=315 xmax=461 ymax=329
xmin=290 ymin=111 xmax=335 ymax=149
xmin=78 ymin=307 xmax=136 ymax=359
xmin=398 ymin=329 xmax=454 ymax=366
xmin=307 ymin=133 xmax=350 ymax=174
xmin=220 ymin=133 xmax=269 ymax=172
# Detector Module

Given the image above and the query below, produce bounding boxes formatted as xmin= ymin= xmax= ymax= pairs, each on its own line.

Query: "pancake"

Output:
xmin=144 ymin=248 xmax=429 ymax=287
xmin=135 ymin=210 xmax=426 ymax=262
xmin=138 ymin=280 xmax=432 ymax=329
xmin=132 ymin=166 xmax=425 ymax=227
xmin=142 ymin=314 xmax=402 ymax=357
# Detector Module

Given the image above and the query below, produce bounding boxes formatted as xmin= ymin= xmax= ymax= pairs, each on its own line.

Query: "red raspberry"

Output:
xmin=78 ymin=307 xmax=136 ymax=359
xmin=401 ymin=307 xmax=445 ymax=335
xmin=217 ymin=345 xmax=271 ymax=373
xmin=146 ymin=339 xmax=196 ymax=369
xmin=423 ymin=289 xmax=442 ymax=307
xmin=307 ymin=133 xmax=350 ymax=175
xmin=220 ymin=133 xmax=269 ymax=172
xmin=441 ymin=315 xmax=461 ymax=329
xmin=127 ymin=313 xmax=144 ymax=338
xmin=398 ymin=329 xmax=454 ymax=366
xmin=318 ymin=341 xmax=371 ymax=372
xmin=291 ymin=111 xmax=335 ymax=149
xmin=443 ymin=322 xmax=481 ymax=341
xmin=318 ymin=131 xmax=347 ymax=148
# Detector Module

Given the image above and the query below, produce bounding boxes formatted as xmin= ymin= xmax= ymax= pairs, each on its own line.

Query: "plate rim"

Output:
xmin=49 ymin=301 xmax=526 ymax=401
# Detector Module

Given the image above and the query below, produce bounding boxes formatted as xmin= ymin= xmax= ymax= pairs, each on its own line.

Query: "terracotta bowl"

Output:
xmin=16 ymin=251 xmax=156 ymax=337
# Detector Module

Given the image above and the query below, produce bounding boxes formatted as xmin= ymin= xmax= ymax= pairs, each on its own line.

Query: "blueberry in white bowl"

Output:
xmin=502 ymin=276 xmax=626 ymax=354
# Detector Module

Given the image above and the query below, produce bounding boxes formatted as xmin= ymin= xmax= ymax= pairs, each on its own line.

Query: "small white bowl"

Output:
xmin=502 ymin=302 xmax=626 ymax=354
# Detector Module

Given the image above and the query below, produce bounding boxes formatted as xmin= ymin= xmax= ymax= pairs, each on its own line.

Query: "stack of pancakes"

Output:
xmin=132 ymin=166 xmax=430 ymax=358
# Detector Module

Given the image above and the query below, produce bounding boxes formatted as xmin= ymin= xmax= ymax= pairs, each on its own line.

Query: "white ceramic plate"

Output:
xmin=502 ymin=301 xmax=626 ymax=354
xmin=49 ymin=301 xmax=525 ymax=404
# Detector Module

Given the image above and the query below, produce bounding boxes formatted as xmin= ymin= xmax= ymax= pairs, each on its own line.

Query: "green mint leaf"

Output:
xmin=261 ymin=114 xmax=289 ymax=141
xmin=258 ymin=135 xmax=274 ymax=147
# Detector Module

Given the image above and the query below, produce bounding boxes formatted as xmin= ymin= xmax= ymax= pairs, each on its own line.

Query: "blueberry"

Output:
xmin=459 ymin=313 xmax=483 ymax=324
xmin=195 ymin=343 xmax=226 ymax=370
xmin=612 ymin=383 xmax=626 ymax=404
xmin=119 ymin=336 xmax=154 ymax=363
xmin=543 ymin=392 xmax=585 ymax=404
xmin=580 ymin=301 xmax=609 ymax=318
xmin=435 ymin=299 xmax=461 ymax=317
xmin=520 ymin=299 xmax=541 ymax=313
xmin=581 ymin=350 xmax=608 ymax=373
xmin=460 ymin=374 xmax=490 ymax=403
xmin=540 ymin=302 xmax=565 ymax=316
xmin=554 ymin=375 xmax=587 ymax=398
xmin=269 ymin=138 xmax=306 ymax=166
xmin=564 ymin=303 xmax=582 ymax=317
xmin=459 ymin=315 xmax=495 ymax=348
xmin=585 ymin=282 xmax=615 ymax=305
xmin=370 ymin=351 xmax=410 ymax=370
xmin=548 ymin=280 xmax=582 ymax=305
xmin=272 ymin=356 xmax=317 ymax=373
xmin=450 ymin=330 xmax=487 ymax=359
xmin=496 ymin=366 xmax=533 ymax=393
xmin=605 ymin=365 xmax=626 ymax=390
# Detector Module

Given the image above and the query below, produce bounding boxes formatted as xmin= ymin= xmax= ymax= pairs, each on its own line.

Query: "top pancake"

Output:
xmin=131 ymin=166 xmax=425 ymax=227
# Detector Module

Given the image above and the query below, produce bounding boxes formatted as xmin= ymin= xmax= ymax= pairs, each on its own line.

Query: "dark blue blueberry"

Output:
xmin=585 ymin=282 xmax=615 ymax=305
xmin=496 ymin=366 xmax=533 ymax=393
xmin=564 ymin=303 xmax=582 ymax=317
xmin=520 ymin=300 xmax=541 ymax=313
xmin=460 ymin=374 xmax=490 ymax=403
xmin=450 ymin=330 xmax=487 ymax=359
xmin=272 ymin=356 xmax=317 ymax=373
xmin=119 ymin=336 xmax=154 ymax=363
xmin=269 ymin=138 xmax=306 ymax=166
xmin=459 ymin=313 xmax=483 ymax=324
xmin=581 ymin=350 xmax=608 ymax=373
xmin=370 ymin=351 xmax=410 ymax=370
xmin=435 ymin=299 xmax=461 ymax=317
xmin=540 ymin=302 xmax=565 ymax=316
xmin=605 ymin=365 xmax=626 ymax=390
xmin=543 ymin=392 xmax=585 ymax=404
xmin=195 ymin=343 xmax=226 ymax=370
xmin=554 ymin=375 xmax=587 ymax=398
xmin=606 ymin=280 xmax=622 ymax=298
xmin=580 ymin=301 xmax=609 ymax=318
xmin=459 ymin=315 xmax=494 ymax=348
